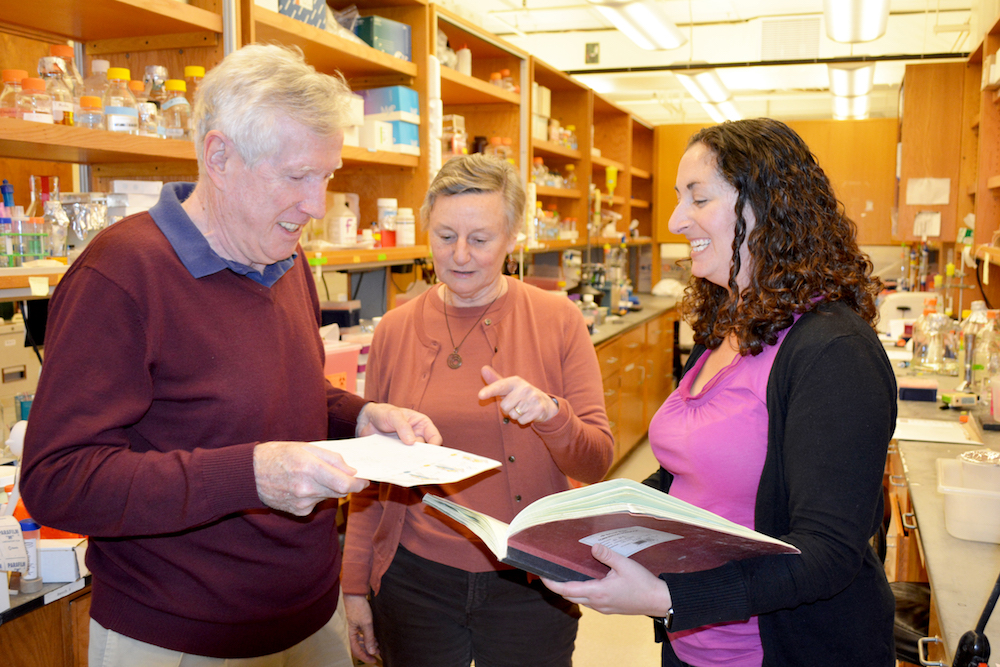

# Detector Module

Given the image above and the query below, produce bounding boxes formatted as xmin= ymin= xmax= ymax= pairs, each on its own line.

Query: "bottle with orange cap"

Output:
xmin=48 ymin=45 xmax=84 ymax=98
xmin=0 ymin=69 xmax=28 ymax=119
xmin=16 ymin=78 xmax=53 ymax=124
xmin=161 ymin=80 xmax=191 ymax=140
xmin=38 ymin=57 xmax=74 ymax=126
xmin=102 ymin=67 xmax=138 ymax=134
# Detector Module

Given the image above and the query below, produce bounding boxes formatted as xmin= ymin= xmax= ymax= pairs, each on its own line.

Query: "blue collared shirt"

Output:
xmin=148 ymin=182 xmax=296 ymax=288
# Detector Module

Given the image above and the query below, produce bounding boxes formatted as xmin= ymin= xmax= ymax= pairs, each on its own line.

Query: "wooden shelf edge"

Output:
xmin=0 ymin=118 xmax=195 ymax=163
xmin=977 ymin=245 xmax=1000 ymax=267
xmin=313 ymin=245 xmax=428 ymax=267
xmin=630 ymin=166 xmax=652 ymax=180
xmin=440 ymin=67 xmax=521 ymax=105
xmin=630 ymin=198 xmax=650 ymax=209
xmin=987 ymin=175 xmax=1000 ymax=190
xmin=341 ymin=146 xmax=420 ymax=168
xmin=535 ymin=186 xmax=582 ymax=199
xmin=592 ymin=154 xmax=626 ymax=171
xmin=4 ymin=0 xmax=222 ymax=41
xmin=532 ymin=139 xmax=582 ymax=160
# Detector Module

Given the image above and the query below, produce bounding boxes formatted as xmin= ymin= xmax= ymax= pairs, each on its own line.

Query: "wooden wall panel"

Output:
xmin=654 ymin=119 xmax=897 ymax=246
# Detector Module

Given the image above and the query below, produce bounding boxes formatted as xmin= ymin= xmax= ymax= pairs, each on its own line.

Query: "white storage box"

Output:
xmin=39 ymin=538 xmax=89 ymax=583
xmin=938 ymin=458 xmax=1000 ymax=543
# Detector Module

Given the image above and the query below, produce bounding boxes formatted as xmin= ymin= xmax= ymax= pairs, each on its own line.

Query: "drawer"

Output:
xmin=596 ymin=338 xmax=623 ymax=380
xmin=620 ymin=325 xmax=646 ymax=361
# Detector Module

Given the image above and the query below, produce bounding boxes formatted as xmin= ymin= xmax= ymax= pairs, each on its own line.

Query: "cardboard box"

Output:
xmin=343 ymin=125 xmax=360 ymax=147
xmin=532 ymin=114 xmax=549 ymax=142
xmin=278 ymin=0 xmax=326 ymax=29
xmin=360 ymin=86 xmax=419 ymax=118
xmin=355 ymin=15 xmax=412 ymax=62
xmin=346 ymin=94 xmax=365 ymax=127
xmin=360 ymin=118 xmax=394 ymax=151
xmin=39 ymin=539 xmax=89 ymax=583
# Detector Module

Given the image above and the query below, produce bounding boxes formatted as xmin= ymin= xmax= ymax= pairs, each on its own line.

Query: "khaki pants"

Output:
xmin=88 ymin=591 xmax=354 ymax=667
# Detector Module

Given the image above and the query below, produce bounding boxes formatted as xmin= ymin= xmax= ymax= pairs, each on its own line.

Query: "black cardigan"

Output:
xmin=647 ymin=301 xmax=897 ymax=666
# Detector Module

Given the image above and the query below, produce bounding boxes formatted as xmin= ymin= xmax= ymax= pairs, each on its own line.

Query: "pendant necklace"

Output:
xmin=442 ymin=287 xmax=501 ymax=370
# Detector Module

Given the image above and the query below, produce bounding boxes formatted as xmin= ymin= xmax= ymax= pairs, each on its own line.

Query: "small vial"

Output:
xmin=38 ymin=57 xmax=74 ymax=126
xmin=103 ymin=67 xmax=138 ymax=134
xmin=77 ymin=96 xmax=104 ymax=130
xmin=16 ymin=78 xmax=53 ymax=124
xmin=161 ymin=79 xmax=191 ymax=140
xmin=489 ymin=72 xmax=502 ymax=88
xmin=184 ymin=65 xmax=204 ymax=104
xmin=19 ymin=518 xmax=42 ymax=594
xmin=0 ymin=69 xmax=27 ymax=119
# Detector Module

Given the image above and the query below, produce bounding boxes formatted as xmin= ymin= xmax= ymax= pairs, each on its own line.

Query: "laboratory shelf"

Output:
xmin=0 ymin=265 xmax=68 ymax=301
xmin=591 ymin=155 xmax=626 ymax=172
xmin=4 ymin=0 xmax=222 ymax=41
xmin=253 ymin=8 xmax=418 ymax=80
xmin=312 ymin=245 xmax=428 ymax=271
xmin=630 ymin=198 xmax=650 ymax=209
xmin=532 ymin=140 xmax=582 ymax=161
xmin=535 ymin=186 xmax=582 ymax=199
xmin=341 ymin=146 xmax=419 ymax=168
xmin=0 ymin=118 xmax=195 ymax=164
xmin=440 ymin=68 xmax=520 ymax=106
xmin=630 ymin=166 xmax=651 ymax=180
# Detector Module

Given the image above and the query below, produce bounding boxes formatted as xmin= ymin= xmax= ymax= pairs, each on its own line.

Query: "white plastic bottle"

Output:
xmin=161 ymin=80 xmax=191 ymax=140
xmin=456 ymin=45 xmax=472 ymax=76
xmin=18 ymin=518 xmax=42 ymax=594
xmin=103 ymin=67 xmax=138 ymax=135
xmin=396 ymin=207 xmax=415 ymax=247
xmin=38 ymin=57 xmax=74 ymax=126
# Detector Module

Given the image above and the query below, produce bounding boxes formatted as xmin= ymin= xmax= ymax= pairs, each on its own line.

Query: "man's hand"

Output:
xmin=345 ymin=594 xmax=380 ymax=663
xmin=355 ymin=403 xmax=442 ymax=445
xmin=253 ymin=441 xmax=368 ymax=515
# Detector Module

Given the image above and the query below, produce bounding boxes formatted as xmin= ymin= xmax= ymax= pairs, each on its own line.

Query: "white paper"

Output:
xmin=28 ymin=276 xmax=49 ymax=297
xmin=913 ymin=211 xmax=941 ymax=237
xmin=895 ymin=417 xmax=982 ymax=445
xmin=579 ymin=526 xmax=682 ymax=557
xmin=0 ymin=515 xmax=27 ymax=572
xmin=311 ymin=434 xmax=501 ymax=487
xmin=905 ymin=177 xmax=951 ymax=205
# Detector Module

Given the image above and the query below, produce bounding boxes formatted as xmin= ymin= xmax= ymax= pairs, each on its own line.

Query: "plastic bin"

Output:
xmin=937 ymin=457 xmax=1000 ymax=543
xmin=324 ymin=342 xmax=362 ymax=394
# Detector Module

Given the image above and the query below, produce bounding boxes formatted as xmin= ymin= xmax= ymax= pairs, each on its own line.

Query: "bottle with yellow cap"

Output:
xmin=161 ymin=80 xmax=191 ymax=141
xmin=102 ymin=67 xmax=138 ymax=134
xmin=184 ymin=65 xmax=204 ymax=104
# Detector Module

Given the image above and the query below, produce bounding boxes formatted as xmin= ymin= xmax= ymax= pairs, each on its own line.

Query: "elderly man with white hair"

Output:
xmin=20 ymin=44 xmax=440 ymax=667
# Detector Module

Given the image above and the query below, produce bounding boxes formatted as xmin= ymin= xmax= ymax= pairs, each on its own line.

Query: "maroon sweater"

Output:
xmin=20 ymin=201 xmax=367 ymax=658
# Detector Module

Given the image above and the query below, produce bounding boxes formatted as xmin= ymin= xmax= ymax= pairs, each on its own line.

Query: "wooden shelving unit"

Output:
xmin=0 ymin=118 xmax=195 ymax=164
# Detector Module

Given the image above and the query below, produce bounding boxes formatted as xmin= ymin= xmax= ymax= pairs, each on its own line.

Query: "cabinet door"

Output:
xmin=619 ymin=360 xmax=646 ymax=459
xmin=603 ymin=372 xmax=622 ymax=466
xmin=69 ymin=591 xmax=91 ymax=667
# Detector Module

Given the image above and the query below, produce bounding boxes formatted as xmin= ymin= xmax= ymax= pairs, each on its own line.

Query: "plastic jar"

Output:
xmin=16 ymin=78 xmax=53 ymax=124
xmin=396 ymin=207 xmax=415 ymax=247
xmin=161 ymin=79 xmax=191 ymax=140
xmin=18 ymin=518 xmax=42 ymax=594
xmin=184 ymin=65 xmax=204 ymax=103
xmin=103 ymin=67 xmax=138 ymax=134
xmin=38 ymin=57 xmax=74 ymax=126
xmin=0 ymin=69 xmax=27 ymax=119
xmin=77 ymin=96 xmax=104 ymax=129
xmin=143 ymin=65 xmax=169 ymax=108
xmin=377 ymin=198 xmax=398 ymax=248
xmin=50 ymin=44 xmax=84 ymax=97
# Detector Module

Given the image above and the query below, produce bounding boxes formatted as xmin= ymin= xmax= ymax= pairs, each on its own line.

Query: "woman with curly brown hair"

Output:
xmin=544 ymin=118 xmax=897 ymax=667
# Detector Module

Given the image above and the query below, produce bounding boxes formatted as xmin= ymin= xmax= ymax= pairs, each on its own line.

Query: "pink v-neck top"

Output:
xmin=649 ymin=323 xmax=794 ymax=667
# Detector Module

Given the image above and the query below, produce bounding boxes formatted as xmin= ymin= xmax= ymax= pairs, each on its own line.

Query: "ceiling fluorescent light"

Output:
xmin=702 ymin=103 xmax=727 ymax=124
xmin=590 ymin=0 xmax=687 ymax=51
xmin=674 ymin=69 xmax=730 ymax=104
xmin=832 ymin=94 xmax=870 ymax=120
xmin=823 ymin=0 xmax=889 ymax=43
xmin=715 ymin=100 xmax=742 ymax=121
xmin=828 ymin=63 xmax=875 ymax=97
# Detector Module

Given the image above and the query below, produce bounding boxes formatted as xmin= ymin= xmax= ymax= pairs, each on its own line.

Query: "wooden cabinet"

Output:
xmin=0 ymin=587 xmax=91 ymax=667
xmin=595 ymin=309 xmax=677 ymax=468
xmin=884 ymin=443 xmax=927 ymax=583
xmin=897 ymin=62 xmax=966 ymax=243
xmin=653 ymin=119 xmax=897 ymax=246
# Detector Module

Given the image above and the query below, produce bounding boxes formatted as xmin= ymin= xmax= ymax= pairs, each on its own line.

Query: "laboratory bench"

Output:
xmin=0 ymin=575 xmax=91 ymax=667
xmin=892 ymin=372 xmax=1000 ymax=665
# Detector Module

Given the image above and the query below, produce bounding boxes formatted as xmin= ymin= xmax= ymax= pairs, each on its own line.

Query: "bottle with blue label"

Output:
xmin=102 ymin=67 xmax=138 ymax=135
xmin=162 ymin=80 xmax=191 ymax=141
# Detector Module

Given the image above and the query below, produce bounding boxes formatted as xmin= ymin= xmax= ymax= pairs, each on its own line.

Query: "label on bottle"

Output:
xmin=52 ymin=100 xmax=74 ymax=125
xmin=164 ymin=127 xmax=185 ymax=139
xmin=162 ymin=97 xmax=190 ymax=111
xmin=24 ymin=535 xmax=37 ymax=580
xmin=0 ymin=107 xmax=16 ymax=118
xmin=22 ymin=112 xmax=54 ymax=124
xmin=105 ymin=106 xmax=138 ymax=133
